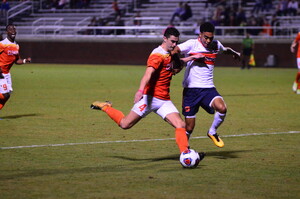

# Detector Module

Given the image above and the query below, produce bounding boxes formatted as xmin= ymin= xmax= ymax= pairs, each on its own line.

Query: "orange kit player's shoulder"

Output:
xmin=147 ymin=46 xmax=168 ymax=70
xmin=295 ymin=32 xmax=300 ymax=42
xmin=0 ymin=41 xmax=5 ymax=53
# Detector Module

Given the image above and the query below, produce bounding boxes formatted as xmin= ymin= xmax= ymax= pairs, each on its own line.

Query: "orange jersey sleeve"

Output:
xmin=295 ymin=32 xmax=300 ymax=58
xmin=0 ymin=39 xmax=20 ymax=74
xmin=144 ymin=49 xmax=173 ymax=100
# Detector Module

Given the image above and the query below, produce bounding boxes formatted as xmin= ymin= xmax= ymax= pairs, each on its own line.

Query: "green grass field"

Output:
xmin=0 ymin=64 xmax=299 ymax=199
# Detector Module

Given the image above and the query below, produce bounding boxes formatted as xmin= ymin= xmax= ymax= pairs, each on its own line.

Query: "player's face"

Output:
xmin=199 ymin=32 xmax=214 ymax=48
xmin=6 ymin=25 xmax=17 ymax=42
xmin=164 ymin=35 xmax=179 ymax=52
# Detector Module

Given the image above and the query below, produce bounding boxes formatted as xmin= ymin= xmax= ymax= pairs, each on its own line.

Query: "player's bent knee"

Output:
xmin=218 ymin=106 xmax=227 ymax=114
xmin=119 ymin=121 xmax=134 ymax=130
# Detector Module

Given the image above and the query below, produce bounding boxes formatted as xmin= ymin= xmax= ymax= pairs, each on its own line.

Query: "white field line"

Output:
xmin=1 ymin=131 xmax=299 ymax=150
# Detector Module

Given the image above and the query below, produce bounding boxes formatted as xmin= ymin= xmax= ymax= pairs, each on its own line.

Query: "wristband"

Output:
xmin=23 ymin=59 xmax=26 ymax=64
xmin=138 ymin=89 xmax=143 ymax=93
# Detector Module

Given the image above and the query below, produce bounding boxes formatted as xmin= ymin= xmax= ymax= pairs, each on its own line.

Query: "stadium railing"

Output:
xmin=15 ymin=25 xmax=299 ymax=41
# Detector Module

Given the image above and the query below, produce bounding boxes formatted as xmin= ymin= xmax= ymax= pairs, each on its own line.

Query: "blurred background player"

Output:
xmin=91 ymin=27 xmax=205 ymax=160
xmin=241 ymin=32 xmax=254 ymax=69
xmin=173 ymin=22 xmax=240 ymax=148
xmin=290 ymin=31 xmax=300 ymax=94
xmin=0 ymin=24 xmax=31 ymax=110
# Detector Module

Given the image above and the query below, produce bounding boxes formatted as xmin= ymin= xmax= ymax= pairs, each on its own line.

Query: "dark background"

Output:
xmin=18 ymin=40 xmax=296 ymax=68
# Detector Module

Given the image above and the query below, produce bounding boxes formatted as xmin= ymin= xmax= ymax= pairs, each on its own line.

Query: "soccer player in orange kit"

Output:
xmin=290 ymin=32 xmax=300 ymax=94
xmin=91 ymin=27 xmax=205 ymax=161
xmin=0 ymin=24 xmax=31 ymax=110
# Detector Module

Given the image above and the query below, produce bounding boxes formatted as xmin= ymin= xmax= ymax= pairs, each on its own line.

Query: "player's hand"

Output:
xmin=192 ymin=53 xmax=205 ymax=59
xmin=233 ymin=52 xmax=241 ymax=61
xmin=172 ymin=68 xmax=181 ymax=75
xmin=134 ymin=90 xmax=143 ymax=103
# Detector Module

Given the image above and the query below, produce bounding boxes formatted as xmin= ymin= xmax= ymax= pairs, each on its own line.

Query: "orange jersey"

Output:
xmin=295 ymin=32 xmax=300 ymax=58
xmin=0 ymin=38 xmax=20 ymax=74
xmin=144 ymin=46 xmax=173 ymax=100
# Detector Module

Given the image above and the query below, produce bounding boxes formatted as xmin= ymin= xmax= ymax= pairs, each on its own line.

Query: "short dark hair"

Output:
xmin=6 ymin=24 xmax=15 ymax=31
xmin=200 ymin=22 xmax=215 ymax=33
xmin=164 ymin=27 xmax=180 ymax=38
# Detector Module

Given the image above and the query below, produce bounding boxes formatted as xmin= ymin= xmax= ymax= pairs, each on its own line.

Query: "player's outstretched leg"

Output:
xmin=91 ymin=101 xmax=125 ymax=126
xmin=90 ymin=101 xmax=112 ymax=111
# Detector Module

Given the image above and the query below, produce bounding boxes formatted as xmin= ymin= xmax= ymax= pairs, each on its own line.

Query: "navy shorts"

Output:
xmin=182 ymin=87 xmax=222 ymax=116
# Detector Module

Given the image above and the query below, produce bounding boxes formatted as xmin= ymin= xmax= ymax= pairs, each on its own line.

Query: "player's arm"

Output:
xmin=223 ymin=47 xmax=241 ymax=61
xmin=290 ymin=40 xmax=297 ymax=53
xmin=171 ymin=46 xmax=184 ymax=75
xmin=181 ymin=53 xmax=204 ymax=63
xmin=15 ymin=57 xmax=31 ymax=65
xmin=134 ymin=66 xmax=155 ymax=103
xmin=0 ymin=68 xmax=3 ymax=79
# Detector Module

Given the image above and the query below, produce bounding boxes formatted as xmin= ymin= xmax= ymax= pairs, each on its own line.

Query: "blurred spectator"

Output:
xmin=276 ymin=0 xmax=289 ymax=16
xmin=247 ymin=16 xmax=260 ymax=36
xmin=287 ymin=0 xmax=298 ymax=16
xmin=0 ymin=0 xmax=10 ymax=17
xmin=270 ymin=14 xmax=280 ymax=35
xmin=115 ymin=16 xmax=125 ymax=35
xmin=252 ymin=0 xmax=264 ymax=14
xmin=56 ymin=0 xmax=68 ymax=9
xmin=170 ymin=1 xmax=193 ymax=24
xmin=89 ymin=17 xmax=97 ymax=34
xmin=262 ymin=0 xmax=273 ymax=13
xmin=96 ymin=18 xmax=105 ymax=35
xmin=180 ymin=2 xmax=193 ymax=21
xmin=133 ymin=11 xmax=141 ymax=26
xmin=113 ymin=0 xmax=121 ymax=19
xmin=260 ymin=16 xmax=272 ymax=36
xmin=236 ymin=7 xmax=247 ymax=26
xmin=82 ymin=0 xmax=90 ymax=8
xmin=210 ymin=5 xmax=224 ymax=26
xmin=170 ymin=2 xmax=184 ymax=24
xmin=133 ymin=11 xmax=141 ymax=34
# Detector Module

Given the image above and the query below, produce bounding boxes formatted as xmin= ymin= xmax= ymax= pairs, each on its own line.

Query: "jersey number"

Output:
xmin=1 ymin=84 xmax=8 ymax=91
xmin=138 ymin=104 xmax=147 ymax=112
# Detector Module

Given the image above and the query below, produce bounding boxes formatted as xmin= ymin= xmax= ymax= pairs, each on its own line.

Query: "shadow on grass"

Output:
xmin=0 ymin=113 xmax=40 ymax=119
xmin=111 ymin=149 xmax=252 ymax=161
xmin=111 ymin=154 xmax=179 ymax=162
xmin=206 ymin=150 xmax=253 ymax=159
xmin=0 ymin=150 xmax=252 ymax=180
xmin=224 ymin=93 xmax=281 ymax=97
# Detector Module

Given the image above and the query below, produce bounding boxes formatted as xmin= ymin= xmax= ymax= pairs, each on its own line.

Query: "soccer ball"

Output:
xmin=179 ymin=149 xmax=200 ymax=168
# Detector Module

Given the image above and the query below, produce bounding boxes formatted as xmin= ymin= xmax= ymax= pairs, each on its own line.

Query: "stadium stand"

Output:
xmin=0 ymin=0 xmax=299 ymax=38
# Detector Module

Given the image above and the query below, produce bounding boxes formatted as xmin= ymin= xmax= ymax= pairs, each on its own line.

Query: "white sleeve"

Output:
xmin=217 ymin=40 xmax=225 ymax=54
xmin=178 ymin=39 xmax=194 ymax=54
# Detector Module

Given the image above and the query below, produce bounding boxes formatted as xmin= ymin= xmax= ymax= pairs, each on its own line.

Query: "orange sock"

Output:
xmin=0 ymin=93 xmax=8 ymax=110
xmin=175 ymin=128 xmax=189 ymax=153
xmin=296 ymin=72 xmax=300 ymax=89
xmin=104 ymin=106 xmax=125 ymax=126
